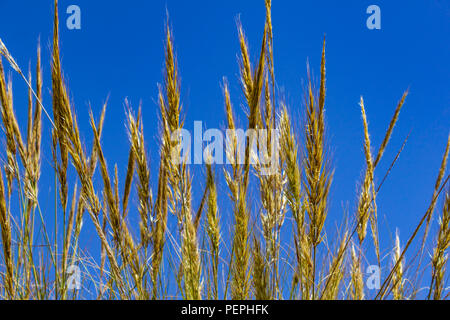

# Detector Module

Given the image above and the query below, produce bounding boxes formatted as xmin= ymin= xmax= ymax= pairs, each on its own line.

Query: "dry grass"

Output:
xmin=0 ymin=0 xmax=448 ymax=300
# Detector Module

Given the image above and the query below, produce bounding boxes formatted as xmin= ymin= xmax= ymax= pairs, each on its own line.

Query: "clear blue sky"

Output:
xmin=0 ymin=0 xmax=449 ymax=297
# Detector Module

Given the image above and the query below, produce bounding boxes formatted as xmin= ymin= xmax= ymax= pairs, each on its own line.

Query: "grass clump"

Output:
xmin=0 ymin=0 xmax=448 ymax=300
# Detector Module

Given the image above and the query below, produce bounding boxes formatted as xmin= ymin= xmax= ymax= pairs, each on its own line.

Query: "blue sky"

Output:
xmin=0 ymin=0 xmax=449 ymax=297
